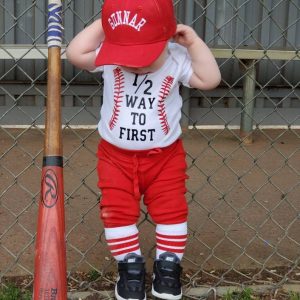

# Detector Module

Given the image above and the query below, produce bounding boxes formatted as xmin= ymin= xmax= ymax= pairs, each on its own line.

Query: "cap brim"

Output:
xmin=95 ymin=40 xmax=167 ymax=68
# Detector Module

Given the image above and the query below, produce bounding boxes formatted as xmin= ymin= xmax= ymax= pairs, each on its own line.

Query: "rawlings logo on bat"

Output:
xmin=42 ymin=169 xmax=59 ymax=208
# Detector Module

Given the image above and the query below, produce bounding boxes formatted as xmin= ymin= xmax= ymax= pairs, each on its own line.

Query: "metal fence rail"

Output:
xmin=0 ymin=0 xmax=300 ymax=298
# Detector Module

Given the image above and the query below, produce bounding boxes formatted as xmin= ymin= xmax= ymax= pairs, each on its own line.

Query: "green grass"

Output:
xmin=0 ymin=284 xmax=31 ymax=300
xmin=222 ymin=288 xmax=300 ymax=300
xmin=88 ymin=269 xmax=101 ymax=281
xmin=222 ymin=287 xmax=256 ymax=300
xmin=289 ymin=291 xmax=300 ymax=300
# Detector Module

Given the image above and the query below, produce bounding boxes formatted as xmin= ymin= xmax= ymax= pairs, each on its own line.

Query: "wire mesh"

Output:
xmin=0 ymin=0 xmax=299 ymax=298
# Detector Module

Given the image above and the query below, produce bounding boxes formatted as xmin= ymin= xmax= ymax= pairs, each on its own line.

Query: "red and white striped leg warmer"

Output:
xmin=105 ymin=224 xmax=141 ymax=261
xmin=156 ymin=222 xmax=187 ymax=260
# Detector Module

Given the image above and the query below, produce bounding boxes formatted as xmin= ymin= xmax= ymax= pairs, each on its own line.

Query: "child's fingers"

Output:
xmin=174 ymin=26 xmax=187 ymax=41
xmin=175 ymin=24 xmax=188 ymax=35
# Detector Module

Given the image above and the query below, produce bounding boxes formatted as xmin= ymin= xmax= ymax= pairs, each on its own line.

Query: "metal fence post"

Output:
xmin=240 ymin=59 xmax=256 ymax=144
xmin=181 ymin=0 xmax=194 ymax=129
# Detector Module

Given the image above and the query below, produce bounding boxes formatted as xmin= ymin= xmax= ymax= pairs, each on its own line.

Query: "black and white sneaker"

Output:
xmin=152 ymin=252 xmax=182 ymax=300
xmin=115 ymin=253 xmax=146 ymax=300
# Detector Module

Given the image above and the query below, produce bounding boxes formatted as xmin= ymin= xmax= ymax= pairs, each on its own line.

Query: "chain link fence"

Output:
xmin=0 ymin=0 xmax=300 ymax=298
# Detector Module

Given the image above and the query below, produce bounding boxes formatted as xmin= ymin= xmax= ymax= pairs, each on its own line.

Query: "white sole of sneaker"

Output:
xmin=151 ymin=286 xmax=182 ymax=300
xmin=115 ymin=285 xmax=146 ymax=300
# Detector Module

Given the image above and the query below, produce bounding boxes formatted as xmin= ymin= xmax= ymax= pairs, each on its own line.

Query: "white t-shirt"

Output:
xmin=94 ymin=43 xmax=193 ymax=150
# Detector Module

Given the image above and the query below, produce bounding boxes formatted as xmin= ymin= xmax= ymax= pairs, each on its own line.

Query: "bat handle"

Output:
xmin=48 ymin=0 xmax=63 ymax=49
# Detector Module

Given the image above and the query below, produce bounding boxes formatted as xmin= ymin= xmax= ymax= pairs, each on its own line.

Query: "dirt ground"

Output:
xmin=0 ymin=128 xmax=299 ymax=287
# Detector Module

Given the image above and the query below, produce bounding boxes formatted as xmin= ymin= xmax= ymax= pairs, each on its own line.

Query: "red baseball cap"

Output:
xmin=95 ymin=0 xmax=177 ymax=68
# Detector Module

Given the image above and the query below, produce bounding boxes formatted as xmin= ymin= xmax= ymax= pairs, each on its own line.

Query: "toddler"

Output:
xmin=66 ymin=0 xmax=221 ymax=299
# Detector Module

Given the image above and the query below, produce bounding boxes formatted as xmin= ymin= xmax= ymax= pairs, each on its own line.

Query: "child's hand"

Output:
xmin=174 ymin=24 xmax=221 ymax=90
xmin=173 ymin=24 xmax=199 ymax=48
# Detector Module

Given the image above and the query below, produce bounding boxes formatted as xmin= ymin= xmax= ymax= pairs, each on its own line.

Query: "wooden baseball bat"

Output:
xmin=33 ymin=1 xmax=67 ymax=299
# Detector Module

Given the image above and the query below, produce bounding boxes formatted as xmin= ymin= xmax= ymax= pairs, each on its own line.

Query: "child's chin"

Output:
xmin=123 ymin=67 xmax=151 ymax=75
xmin=135 ymin=71 xmax=151 ymax=75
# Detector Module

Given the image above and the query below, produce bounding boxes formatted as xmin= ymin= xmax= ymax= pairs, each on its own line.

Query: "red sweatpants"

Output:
xmin=97 ymin=139 xmax=188 ymax=228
